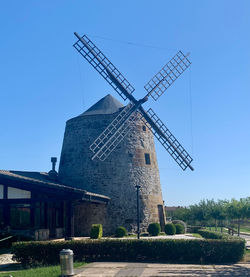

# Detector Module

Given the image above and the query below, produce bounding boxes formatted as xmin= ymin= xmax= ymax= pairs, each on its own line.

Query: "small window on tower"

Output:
xmin=145 ymin=153 xmax=151 ymax=165
xmin=142 ymin=125 xmax=146 ymax=131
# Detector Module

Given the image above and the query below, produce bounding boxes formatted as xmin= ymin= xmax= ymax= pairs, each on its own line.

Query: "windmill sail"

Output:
xmin=74 ymin=32 xmax=194 ymax=171
xmin=73 ymin=33 xmax=135 ymax=101
xmin=90 ymin=103 xmax=137 ymax=161
xmin=139 ymin=107 xmax=193 ymax=171
xmin=144 ymin=51 xmax=191 ymax=101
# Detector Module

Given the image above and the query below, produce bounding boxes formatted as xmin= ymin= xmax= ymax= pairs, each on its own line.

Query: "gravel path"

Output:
xmin=0 ymin=254 xmax=14 ymax=265
xmin=0 ymin=253 xmax=18 ymax=271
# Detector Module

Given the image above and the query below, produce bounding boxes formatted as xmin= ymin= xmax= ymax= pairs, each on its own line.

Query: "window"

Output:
xmin=8 ymin=187 xmax=31 ymax=199
xmin=10 ymin=204 xmax=30 ymax=229
xmin=0 ymin=185 xmax=3 ymax=199
xmin=145 ymin=153 xmax=151 ymax=165
xmin=142 ymin=125 xmax=146 ymax=131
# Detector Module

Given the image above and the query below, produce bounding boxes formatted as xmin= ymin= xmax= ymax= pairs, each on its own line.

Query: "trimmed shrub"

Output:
xmin=172 ymin=220 xmax=187 ymax=233
xmin=12 ymin=238 xmax=246 ymax=266
xmin=147 ymin=223 xmax=161 ymax=236
xmin=197 ymin=229 xmax=237 ymax=240
xmin=165 ymin=223 xmax=176 ymax=235
xmin=175 ymin=224 xmax=185 ymax=234
xmin=115 ymin=226 xmax=127 ymax=238
xmin=90 ymin=224 xmax=102 ymax=239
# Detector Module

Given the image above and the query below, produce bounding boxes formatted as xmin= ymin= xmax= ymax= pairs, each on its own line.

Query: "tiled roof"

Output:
xmin=80 ymin=94 xmax=124 ymax=116
xmin=0 ymin=170 xmax=110 ymax=201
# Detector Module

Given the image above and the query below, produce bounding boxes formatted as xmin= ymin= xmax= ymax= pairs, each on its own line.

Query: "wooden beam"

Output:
xmin=65 ymin=201 xmax=75 ymax=240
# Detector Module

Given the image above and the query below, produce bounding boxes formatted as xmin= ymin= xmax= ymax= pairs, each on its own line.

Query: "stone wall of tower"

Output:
xmin=59 ymin=111 xmax=165 ymax=235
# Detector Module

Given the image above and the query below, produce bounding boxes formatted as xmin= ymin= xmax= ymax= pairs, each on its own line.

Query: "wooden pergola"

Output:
xmin=0 ymin=170 xmax=109 ymax=240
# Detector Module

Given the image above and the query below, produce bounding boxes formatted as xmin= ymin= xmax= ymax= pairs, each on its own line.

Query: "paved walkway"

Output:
xmin=0 ymin=253 xmax=19 ymax=271
xmin=75 ymin=262 xmax=250 ymax=277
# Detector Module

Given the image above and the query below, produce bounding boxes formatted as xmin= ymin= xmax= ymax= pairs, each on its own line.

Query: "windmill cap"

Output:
xmin=80 ymin=94 xmax=124 ymax=116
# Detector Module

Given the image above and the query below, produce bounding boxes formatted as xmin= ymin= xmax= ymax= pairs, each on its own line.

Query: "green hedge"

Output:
xmin=165 ymin=223 xmax=176 ymax=235
xmin=175 ymin=224 xmax=185 ymax=234
xmin=115 ymin=226 xmax=127 ymax=238
xmin=90 ymin=224 xmax=102 ymax=239
xmin=12 ymin=238 xmax=245 ymax=266
xmin=147 ymin=223 xmax=161 ymax=236
xmin=197 ymin=229 xmax=239 ymax=240
xmin=172 ymin=220 xmax=187 ymax=233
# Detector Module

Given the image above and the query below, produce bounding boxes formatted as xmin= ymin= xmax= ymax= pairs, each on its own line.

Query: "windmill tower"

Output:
xmin=59 ymin=33 xmax=194 ymax=235
xmin=59 ymin=94 xmax=165 ymax=234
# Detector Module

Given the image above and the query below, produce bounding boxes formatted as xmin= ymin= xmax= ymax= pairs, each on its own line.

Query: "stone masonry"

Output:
xmin=59 ymin=94 xmax=165 ymax=235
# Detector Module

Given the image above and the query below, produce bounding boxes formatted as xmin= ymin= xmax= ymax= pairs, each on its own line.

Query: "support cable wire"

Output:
xmin=188 ymin=67 xmax=194 ymax=157
xmin=76 ymin=54 xmax=86 ymax=110
xmin=86 ymin=34 xmax=178 ymax=52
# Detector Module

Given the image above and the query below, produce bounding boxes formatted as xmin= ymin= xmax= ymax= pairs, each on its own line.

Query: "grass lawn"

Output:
xmin=0 ymin=262 xmax=86 ymax=277
xmin=204 ymin=227 xmax=228 ymax=233
xmin=205 ymin=226 xmax=250 ymax=234
xmin=191 ymin=233 xmax=203 ymax=238
xmin=240 ymin=226 xmax=250 ymax=233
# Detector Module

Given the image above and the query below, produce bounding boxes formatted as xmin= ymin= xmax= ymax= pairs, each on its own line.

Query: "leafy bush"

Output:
xmin=172 ymin=220 xmax=187 ymax=233
xmin=90 ymin=224 xmax=102 ymax=239
xmin=147 ymin=223 xmax=161 ymax=236
xmin=115 ymin=226 xmax=127 ymax=238
xmin=12 ymin=238 xmax=246 ymax=266
xmin=165 ymin=223 xmax=176 ymax=235
xmin=175 ymin=224 xmax=185 ymax=234
xmin=197 ymin=229 xmax=238 ymax=240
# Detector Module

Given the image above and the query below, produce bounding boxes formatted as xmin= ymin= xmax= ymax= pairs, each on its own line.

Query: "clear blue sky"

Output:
xmin=0 ymin=0 xmax=249 ymax=206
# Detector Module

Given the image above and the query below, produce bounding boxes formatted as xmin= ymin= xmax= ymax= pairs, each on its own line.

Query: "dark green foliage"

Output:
xmin=147 ymin=223 xmax=161 ymax=236
xmin=90 ymin=224 xmax=102 ymax=239
xmin=175 ymin=223 xmax=185 ymax=234
xmin=12 ymin=238 xmax=246 ymax=266
xmin=172 ymin=197 xmax=250 ymax=231
xmin=172 ymin=220 xmax=187 ymax=233
xmin=197 ymin=229 xmax=239 ymax=240
xmin=165 ymin=223 xmax=176 ymax=235
xmin=115 ymin=226 xmax=127 ymax=238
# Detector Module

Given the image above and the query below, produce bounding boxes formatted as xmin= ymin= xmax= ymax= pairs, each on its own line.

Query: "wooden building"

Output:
xmin=0 ymin=169 xmax=109 ymax=240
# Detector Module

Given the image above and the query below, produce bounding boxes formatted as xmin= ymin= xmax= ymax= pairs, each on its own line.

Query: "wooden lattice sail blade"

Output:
xmin=144 ymin=51 xmax=191 ymax=101
xmin=90 ymin=103 xmax=137 ymax=161
xmin=139 ymin=108 xmax=193 ymax=171
xmin=73 ymin=33 xmax=135 ymax=101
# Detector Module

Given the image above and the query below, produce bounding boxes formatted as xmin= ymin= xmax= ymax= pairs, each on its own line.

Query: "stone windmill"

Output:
xmin=58 ymin=33 xmax=194 ymax=235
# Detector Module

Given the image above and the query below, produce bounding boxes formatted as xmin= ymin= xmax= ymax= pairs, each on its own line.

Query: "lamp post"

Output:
xmin=135 ymin=185 xmax=141 ymax=239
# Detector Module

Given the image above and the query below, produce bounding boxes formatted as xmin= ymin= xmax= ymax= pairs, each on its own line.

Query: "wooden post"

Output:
xmin=3 ymin=185 xmax=9 ymax=227
xmin=65 ymin=201 xmax=74 ymax=240
xmin=30 ymin=202 xmax=35 ymax=228
xmin=3 ymin=204 xmax=10 ymax=227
